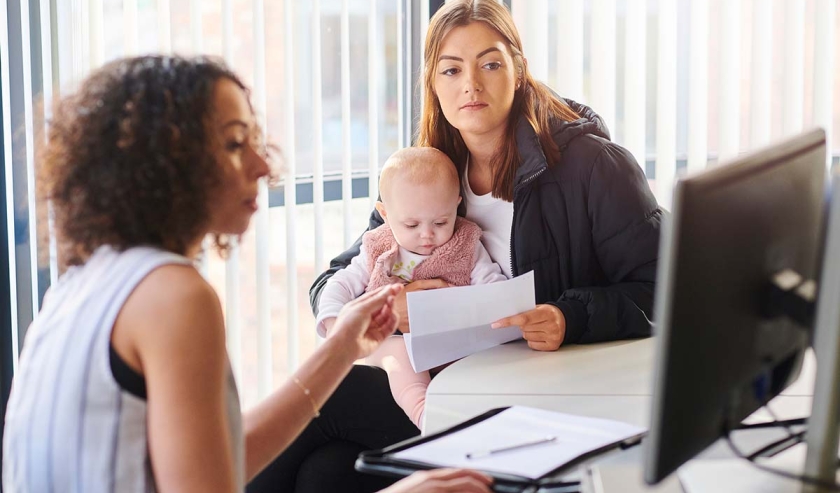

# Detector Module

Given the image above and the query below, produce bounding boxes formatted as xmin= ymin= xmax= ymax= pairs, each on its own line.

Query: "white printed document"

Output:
xmin=403 ymin=271 xmax=535 ymax=372
xmin=392 ymin=406 xmax=646 ymax=480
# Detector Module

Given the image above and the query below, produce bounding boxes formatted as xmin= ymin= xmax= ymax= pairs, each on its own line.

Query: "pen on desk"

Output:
xmin=465 ymin=436 xmax=557 ymax=459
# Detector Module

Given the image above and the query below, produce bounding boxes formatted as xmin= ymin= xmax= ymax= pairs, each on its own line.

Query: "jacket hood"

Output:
xmin=554 ymin=98 xmax=611 ymax=146
xmin=514 ymin=96 xmax=610 ymax=189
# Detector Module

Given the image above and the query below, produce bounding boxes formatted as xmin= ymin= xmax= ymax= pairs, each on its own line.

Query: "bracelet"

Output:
xmin=292 ymin=376 xmax=321 ymax=418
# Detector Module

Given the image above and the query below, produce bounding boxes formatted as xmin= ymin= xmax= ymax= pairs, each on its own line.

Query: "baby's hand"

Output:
xmin=395 ymin=279 xmax=451 ymax=333
xmin=331 ymin=285 xmax=402 ymax=360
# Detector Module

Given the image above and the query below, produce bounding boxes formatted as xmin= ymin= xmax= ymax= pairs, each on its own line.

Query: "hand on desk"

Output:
xmin=492 ymin=304 xmax=566 ymax=351
xmin=381 ymin=468 xmax=493 ymax=493
xmin=392 ymin=278 xmax=451 ymax=333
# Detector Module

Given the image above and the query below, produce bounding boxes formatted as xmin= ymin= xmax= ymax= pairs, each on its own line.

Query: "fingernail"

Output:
xmin=490 ymin=323 xmax=500 ymax=329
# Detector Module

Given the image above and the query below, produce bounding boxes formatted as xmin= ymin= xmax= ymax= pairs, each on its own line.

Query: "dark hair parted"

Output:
xmin=39 ymin=55 xmax=255 ymax=266
xmin=418 ymin=0 xmax=580 ymax=202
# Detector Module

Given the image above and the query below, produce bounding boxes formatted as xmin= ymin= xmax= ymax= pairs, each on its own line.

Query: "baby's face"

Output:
xmin=382 ymin=179 xmax=460 ymax=256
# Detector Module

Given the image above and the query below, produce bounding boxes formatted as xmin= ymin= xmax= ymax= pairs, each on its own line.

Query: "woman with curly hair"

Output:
xmin=2 ymin=55 xmax=491 ymax=493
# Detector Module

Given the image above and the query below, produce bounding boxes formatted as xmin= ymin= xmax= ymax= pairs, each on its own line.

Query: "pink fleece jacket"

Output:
xmin=363 ymin=217 xmax=483 ymax=291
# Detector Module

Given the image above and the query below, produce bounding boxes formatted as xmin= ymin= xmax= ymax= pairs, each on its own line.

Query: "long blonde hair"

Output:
xmin=417 ymin=0 xmax=579 ymax=201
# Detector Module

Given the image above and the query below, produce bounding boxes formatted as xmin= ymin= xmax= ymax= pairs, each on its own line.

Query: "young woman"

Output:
xmin=2 ymin=55 xmax=491 ymax=493
xmin=255 ymin=1 xmax=662 ymax=491
xmin=315 ymin=0 xmax=661 ymax=347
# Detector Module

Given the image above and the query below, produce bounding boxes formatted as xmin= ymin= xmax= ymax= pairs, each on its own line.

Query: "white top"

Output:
xmin=317 ymin=240 xmax=505 ymax=337
xmin=3 ymin=246 xmax=244 ymax=493
xmin=462 ymin=160 xmax=515 ymax=279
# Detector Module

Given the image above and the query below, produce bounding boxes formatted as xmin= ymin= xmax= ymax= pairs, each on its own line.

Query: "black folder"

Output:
xmin=355 ymin=407 xmax=645 ymax=493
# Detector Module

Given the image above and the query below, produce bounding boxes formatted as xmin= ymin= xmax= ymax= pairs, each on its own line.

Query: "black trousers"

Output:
xmin=247 ymin=365 xmax=421 ymax=493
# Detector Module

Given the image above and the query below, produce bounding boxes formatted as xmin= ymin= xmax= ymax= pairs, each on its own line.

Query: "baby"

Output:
xmin=316 ymin=147 xmax=506 ymax=428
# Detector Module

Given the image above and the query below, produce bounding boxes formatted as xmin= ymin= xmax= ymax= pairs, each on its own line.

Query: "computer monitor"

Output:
xmin=644 ymin=128 xmax=828 ymax=484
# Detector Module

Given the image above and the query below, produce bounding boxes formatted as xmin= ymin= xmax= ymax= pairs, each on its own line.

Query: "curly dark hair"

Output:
xmin=39 ymin=55 xmax=257 ymax=266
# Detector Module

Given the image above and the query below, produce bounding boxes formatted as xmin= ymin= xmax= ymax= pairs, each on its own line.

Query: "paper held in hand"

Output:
xmin=403 ymin=271 xmax=535 ymax=372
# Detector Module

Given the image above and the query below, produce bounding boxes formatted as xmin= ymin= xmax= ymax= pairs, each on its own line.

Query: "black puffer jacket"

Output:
xmin=310 ymin=100 xmax=663 ymax=345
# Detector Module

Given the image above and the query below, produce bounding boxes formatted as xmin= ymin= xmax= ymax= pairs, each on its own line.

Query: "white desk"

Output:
xmin=424 ymin=337 xmax=816 ymax=492
xmin=426 ymin=338 xmax=656 ymax=434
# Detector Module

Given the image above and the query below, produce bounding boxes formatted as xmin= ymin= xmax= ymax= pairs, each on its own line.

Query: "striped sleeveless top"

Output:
xmin=2 ymin=246 xmax=244 ymax=492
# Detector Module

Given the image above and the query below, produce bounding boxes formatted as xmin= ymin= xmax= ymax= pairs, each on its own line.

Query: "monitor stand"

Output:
xmin=675 ymin=443 xmax=837 ymax=492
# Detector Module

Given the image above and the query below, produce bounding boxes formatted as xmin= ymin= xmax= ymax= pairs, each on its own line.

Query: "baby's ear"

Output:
xmin=375 ymin=201 xmax=388 ymax=220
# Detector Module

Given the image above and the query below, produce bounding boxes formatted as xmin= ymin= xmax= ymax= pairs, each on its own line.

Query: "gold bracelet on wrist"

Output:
xmin=292 ymin=376 xmax=321 ymax=418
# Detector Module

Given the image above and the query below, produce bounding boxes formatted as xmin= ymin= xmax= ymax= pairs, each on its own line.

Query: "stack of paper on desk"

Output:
xmin=403 ymin=271 xmax=535 ymax=372
xmin=391 ymin=406 xmax=647 ymax=479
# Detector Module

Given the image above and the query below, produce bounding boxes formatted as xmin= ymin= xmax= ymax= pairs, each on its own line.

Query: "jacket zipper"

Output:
xmin=509 ymin=167 xmax=547 ymax=277
xmin=509 ymin=207 xmax=517 ymax=277
xmin=519 ymin=168 xmax=546 ymax=188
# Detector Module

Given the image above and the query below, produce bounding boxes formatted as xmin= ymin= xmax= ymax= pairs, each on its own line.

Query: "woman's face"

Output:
xmin=207 ymin=78 xmax=270 ymax=236
xmin=433 ymin=21 xmax=518 ymax=142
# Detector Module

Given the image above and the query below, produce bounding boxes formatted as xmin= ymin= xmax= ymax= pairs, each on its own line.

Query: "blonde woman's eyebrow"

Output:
xmin=438 ymin=47 xmax=501 ymax=63
xmin=475 ymin=47 xmax=501 ymax=58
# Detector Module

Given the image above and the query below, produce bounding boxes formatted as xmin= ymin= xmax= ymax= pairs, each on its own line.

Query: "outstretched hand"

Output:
xmin=331 ymin=284 xmax=403 ymax=360
xmin=381 ymin=469 xmax=493 ymax=493
xmin=491 ymin=304 xmax=566 ymax=351
xmin=392 ymin=279 xmax=450 ymax=333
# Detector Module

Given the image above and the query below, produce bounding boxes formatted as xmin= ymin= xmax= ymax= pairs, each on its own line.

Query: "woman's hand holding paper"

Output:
xmin=491 ymin=304 xmax=567 ymax=351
